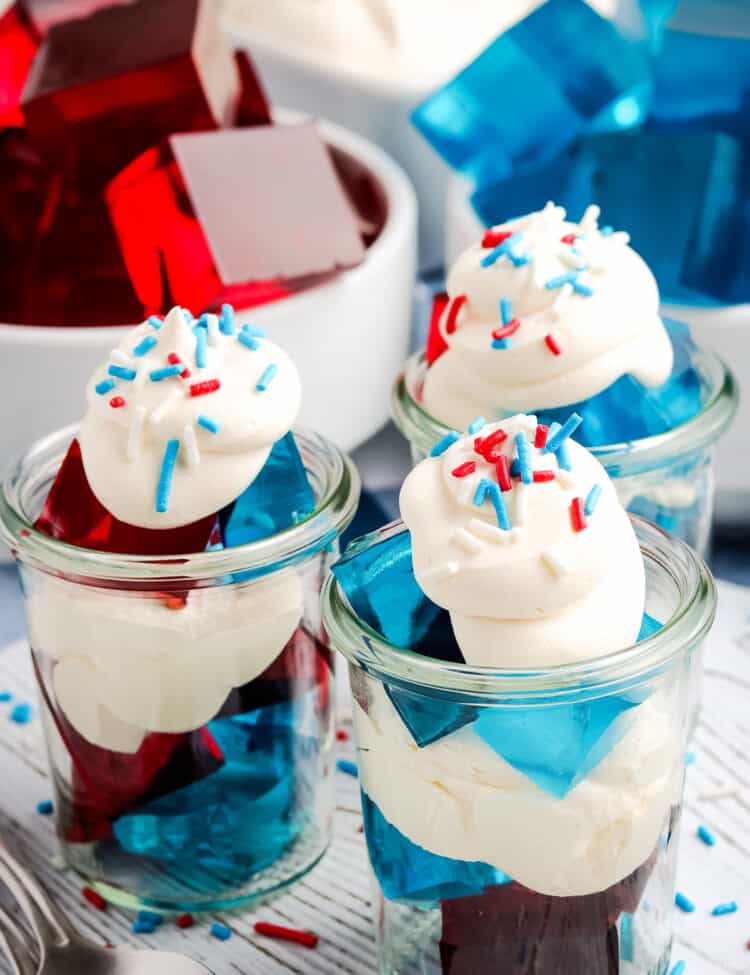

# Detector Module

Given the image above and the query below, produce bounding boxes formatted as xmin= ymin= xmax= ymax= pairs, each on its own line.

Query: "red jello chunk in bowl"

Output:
xmin=20 ymin=0 xmax=243 ymax=188
xmin=105 ymin=124 xmax=368 ymax=316
xmin=0 ymin=2 xmax=38 ymax=128
xmin=34 ymin=439 xmax=217 ymax=556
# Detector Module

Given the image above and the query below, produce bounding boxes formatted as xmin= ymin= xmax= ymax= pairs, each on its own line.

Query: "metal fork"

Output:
xmin=0 ymin=845 xmax=214 ymax=975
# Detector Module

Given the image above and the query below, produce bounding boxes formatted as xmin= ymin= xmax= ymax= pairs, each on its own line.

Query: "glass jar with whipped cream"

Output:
xmin=323 ymin=517 xmax=715 ymax=975
xmin=0 ymin=424 xmax=359 ymax=912
xmin=393 ymin=204 xmax=738 ymax=556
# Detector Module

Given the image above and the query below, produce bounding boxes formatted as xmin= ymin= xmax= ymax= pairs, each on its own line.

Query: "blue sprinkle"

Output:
xmin=467 ymin=417 xmax=485 ymax=435
xmin=242 ymin=324 xmax=267 ymax=339
xmin=492 ymin=338 xmax=510 ymax=350
xmin=473 ymin=478 xmax=491 ymax=507
xmin=573 ymin=279 xmax=594 ymax=297
xmin=95 ymin=379 xmax=115 ymax=395
xmin=256 ymin=364 xmax=278 ymax=392
xmin=584 ymin=484 xmax=602 ymax=517
xmin=697 ymin=825 xmax=716 ymax=847
xmin=544 ymin=413 xmax=582 ymax=454
xmin=132 ymin=919 xmax=158 ymax=935
xmin=500 ymin=297 xmax=512 ymax=325
xmin=195 ymin=326 xmax=207 ymax=369
xmin=486 ymin=481 xmax=511 ymax=531
xmin=509 ymin=458 xmax=520 ymax=478
xmin=149 ymin=365 xmax=183 ymax=382
xmin=670 ymin=963 xmax=686 ymax=975
xmin=620 ymin=914 xmax=633 ymax=963
xmin=545 ymin=271 xmax=579 ymax=290
xmin=36 ymin=800 xmax=53 ymax=816
xmin=197 ymin=416 xmax=220 ymax=434
xmin=181 ymin=308 xmax=194 ymax=324
xmin=196 ymin=313 xmax=212 ymax=329
xmin=508 ymin=252 xmax=529 ymax=267
xmin=147 ymin=315 xmax=163 ymax=330
xmin=137 ymin=911 xmax=163 ymax=927
xmin=211 ymin=923 xmax=232 ymax=942
xmin=711 ymin=901 xmax=737 ymax=916
xmin=515 ymin=432 xmax=532 ymax=485
xmin=0 ymin=692 xmax=11 ymax=702
xmin=337 ymin=759 xmax=359 ymax=778
xmin=108 ymin=365 xmax=136 ymax=381
xmin=133 ymin=336 xmax=157 ymax=358
xmin=219 ymin=304 xmax=235 ymax=335
xmin=556 ymin=440 xmax=572 ymax=472
xmin=675 ymin=892 xmax=695 ymax=913
xmin=155 ymin=440 xmax=180 ymax=514
xmin=237 ymin=330 xmax=260 ymax=351
xmin=480 ymin=231 xmax=523 ymax=268
xmin=685 ymin=751 xmax=696 ymax=766
xmin=10 ymin=703 xmax=32 ymax=724
xmin=430 ymin=431 xmax=460 ymax=457
xmin=601 ymin=225 xmax=614 ymax=236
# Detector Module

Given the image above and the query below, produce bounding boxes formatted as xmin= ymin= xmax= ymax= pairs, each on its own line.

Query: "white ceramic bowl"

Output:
xmin=445 ymin=175 xmax=746 ymax=523
xmin=0 ymin=115 xmax=417 ymax=474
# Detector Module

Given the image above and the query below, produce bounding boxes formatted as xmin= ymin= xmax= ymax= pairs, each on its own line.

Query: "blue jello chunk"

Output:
xmin=220 ymin=432 xmax=314 ymax=547
xmin=113 ymin=701 xmax=306 ymax=891
xmin=412 ymin=0 xmax=649 ymax=190
xmin=386 ymin=683 xmax=477 ymax=749
xmin=362 ymin=793 xmax=509 ymax=905
xmin=639 ymin=613 xmax=662 ymax=641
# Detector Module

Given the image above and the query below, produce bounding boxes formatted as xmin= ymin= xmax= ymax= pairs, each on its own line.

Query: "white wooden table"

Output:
xmin=0 ymin=579 xmax=749 ymax=975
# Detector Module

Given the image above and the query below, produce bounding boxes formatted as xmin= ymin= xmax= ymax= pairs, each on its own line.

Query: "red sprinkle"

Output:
xmin=176 ymin=914 xmax=194 ymax=929
xmin=495 ymin=455 xmax=512 ymax=492
xmin=492 ymin=319 xmax=522 ymax=341
xmin=167 ymin=352 xmax=190 ymax=379
xmin=20 ymin=529 xmax=30 ymax=537
xmin=535 ymin=424 xmax=549 ymax=449
xmin=474 ymin=428 xmax=507 ymax=460
xmin=561 ymin=233 xmax=576 ymax=245
xmin=254 ymin=923 xmax=319 ymax=949
xmin=109 ymin=396 xmax=126 ymax=408
xmin=82 ymin=887 xmax=107 ymax=911
xmin=189 ymin=379 xmax=221 ymax=398
xmin=336 ymin=729 xmax=349 ymax=741
xmin=357 ymin=824 xmax=364 ymax=833
xmin=156 ymin=592 xmax=187 ymax=610
xmin=571 ymin=498 xmax=588 ymax=532
xmin=452 ymin=461 xmax=477 ymax=479
xmin=445 ymin=294 xmax=468 ymax=335
xmin=533 ymin=470 xmax=556 ymax=483
xmin=482 ymin=229 xmax=513 ymax=248
xmin=545 ymin=334 xmax=562 ymax=356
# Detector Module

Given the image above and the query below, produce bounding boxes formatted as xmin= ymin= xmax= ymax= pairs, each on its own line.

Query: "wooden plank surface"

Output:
xmin=0 ymin=580 xmax=749 ymax=974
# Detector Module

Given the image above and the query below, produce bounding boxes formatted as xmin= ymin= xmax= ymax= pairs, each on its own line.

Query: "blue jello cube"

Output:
xmin=412 ymin=0 xmax=649 ymax=190
xmin=385 ymin=683 xmax=477 ymax=749
xmin=220 ymin=432 xmax=314 ymax=547
xmin=362 ymin=793 xmax=509 ymax=905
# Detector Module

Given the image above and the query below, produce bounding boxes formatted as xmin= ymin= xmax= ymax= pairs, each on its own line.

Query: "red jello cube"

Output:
xmin=24 ymin=0 xmax=134 ymax=35
xmin=106 ymin=124 xmax=367 ymax=316
xmin=21 ymin=0 xmax=241 ymax=187
xmin=0 ymin=2 xmax=38 ymax=129
xmin=35 ymin=439 xmax=217 ymax=555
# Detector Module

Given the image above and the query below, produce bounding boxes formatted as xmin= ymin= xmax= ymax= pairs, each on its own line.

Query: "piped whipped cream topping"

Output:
xmin=422 ymin=203 xmax=674 ymax=430
xmin=80 ymin=305 xmax=301 ymax=529
xmin=400 ymin=413 xmax=645 ymax=666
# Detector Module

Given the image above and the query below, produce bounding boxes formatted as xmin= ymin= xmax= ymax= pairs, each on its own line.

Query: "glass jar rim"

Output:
xmin=392 ymin=346 xmax=737 ymax=476
xmin=322 ymin=517 xmax=716 ymax=703
xmin=0 ymin=424 xmax=360 ymax=583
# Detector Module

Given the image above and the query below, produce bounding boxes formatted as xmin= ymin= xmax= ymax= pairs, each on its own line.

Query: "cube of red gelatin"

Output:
xmin=21 ymin=0 xmax=240 ymax=187
xmin=0 ymin=2 xmax=39 ymax=128
xmin=35 ymin=439 xmax=217 ymax=555
xmin=24 ymin=0 xmax=134 ymax=35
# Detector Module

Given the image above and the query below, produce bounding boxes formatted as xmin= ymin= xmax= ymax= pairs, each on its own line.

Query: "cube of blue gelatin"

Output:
xmin=413 ymin=0 xmax=649 ymax=190
xmin=385 ymin=684 xmax=477 ymax=748
xmin=362 ymin=794 xmax=509 ymax=905
xmin=220 ymin=433 xmax=314 ymax=547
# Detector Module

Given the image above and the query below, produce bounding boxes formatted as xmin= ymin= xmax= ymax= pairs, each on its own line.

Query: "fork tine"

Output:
xmin=0 ymin=907 xmax=38 ymax=975
xmin=0 ymin=847 xmax=73 ymax=950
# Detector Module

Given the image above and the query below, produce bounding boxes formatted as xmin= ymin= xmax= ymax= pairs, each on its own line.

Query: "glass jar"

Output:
xmin=0 ymin=425 xmax=360 ymax=912
xmin=322 ymin=518 xmax=715 ymax=975
xmin=392 ymin=347 xmax=737 ymax=557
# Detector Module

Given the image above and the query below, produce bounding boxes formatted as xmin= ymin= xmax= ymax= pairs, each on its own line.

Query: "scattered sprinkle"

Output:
xmin=480 ymin=231 xmax=524 ymax=268
xmin=515 ymin=432 xmax=532 ymax=485
xmin=195 ymin=327 xmax=207 ymax=369
xmin=669 ymin=963 xmax=686 ymax=975
xmin=474 ymin=428 xmax=507 ymax=460
xmin=237 ymin=330 xmax=260 ymax=351
xmin=197 ymin=415 xmax=220 ymax=434
xmin=697 ymin=825 xmax=716 ymax=847
xmin=189 ymin=379 xmax=220 ymax=398
xmin=452 ymin=461 xmax=476 ymax=478
xmin=155 ymin=440 xmax=180 ymax=514
xmin=601 ymin=225 xmax=614 ymax=237
xmin=0 ymin=692 xmax=12 ymax=702
xmin=482 ymin=229 xmax=512 ymax=249
xmin=453 ymin=528 xmax=483 ymax=554
xmin=445 ymin=294 xmax=468 ymax=335
xmin=534 ymin=425 xmax=549 ymax=448
xmin=10 ymin=703 xmax=32 ymax=724
xmin=541 ymin=549 xmax=568 ymax=577
xmin=421 ymin=562 xmax=460 ymax=583
xmin=181 ymin=308 xmax=194 ymax=324
xmin=430 ymin=431 xmax=460 ymax=457
xmin=36 ymin=800 xmax=54 ymax=816
xmin=711 ymin=902 xmax=737 ymax=916
xmin=620 ymin=913 xmax=634 ymax=962
xmin=176 ymin=914 xmax=194 ymax=929
xmin=150 ymin=365 xmax=183 ymax=382
xmin=495 ymin=455 xmax=512 ymax=492
xmin=532 ymin=470 xmax=555 ymax=483
xmin=685 ymin=751 xmax=696 ymax=766
xmin=133 ymin=336 xmax=158 ymax=358
xmin=544 ymin=413 xmax=582 ymax=454
xmin=210 ymin=923 xmax=232 ymax=942
xmin=500 ymin=297 xmax=513 ymax=325
xmin=467 ymin=416 xmax=486 ymax=435
xmin=147 ymin=315 xmax=163 ymax=330
xmin=486 ymin=481 xmax=511 ymax=530
xmin=336 ymin=729 xmax=349 ymax=742
xmin=545 ymin=333 xmax=562 ymax=356
xmin=182 ymin=424 xmax=200 ymax=468
xmin=468 ymin=518 xmax=515 ymax=544
xmin=109 ymin=396 xmax=126 ymax=409
xmin=107 ymin=365 xmax=136 ymax=381
xmin=254 ymin=922 xmax=319 ymax=949
xmin=256 ymin=364 xmax=278 ymax=392
xmin=219 ymin=304 xmax=235 ymax=335
xmin=95 ymin=379 xmax=115 ymax=395
xmin=560 ymin=233 xmax=577 ymax=245
xmin=584 ymin=484 xmax=602 ymax=517
xmin=132 ymin=919 xmax=157 ymax=935
xmin=570 ymin=498 xmax=587 ymax=532
xmin=166 ymin=352 xmax=189 ymax=378
xmin=82 ymin=886 xmax=107 ymax=911
xmin=138 ymin=911 xmax=163 ymax=927
xmin=544 ymin=270 xmax=594 ymax=296
xmin=492 ymin=319 xmax=521 ymax=342
xmin=675 ymin=892 xmax=695 ymax=913
xmin=337 ymin=759 xmax=358 ymax=778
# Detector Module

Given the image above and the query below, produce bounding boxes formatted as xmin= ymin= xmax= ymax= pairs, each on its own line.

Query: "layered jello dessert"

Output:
xmin=323 ymin=414 xmax=715 ymax=974
xmin=0 ymin=305 xmax=360 ymax=910
xmin=392 ymin=203 xmax=737 ymax=555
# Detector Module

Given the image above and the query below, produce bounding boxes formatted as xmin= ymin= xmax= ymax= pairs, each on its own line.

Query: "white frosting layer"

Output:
xmin=28 ymin=570 xmax=303 ymax=752
xmin=355 ymin=682 xmax=681 ymax=897
xmin=80 ymin=306 xmax=301 ymax=529
xmin=422 ymin=204 xmax=674 ymax=429
xmin=400 ymin=414 xmax=645 ymax=666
